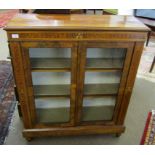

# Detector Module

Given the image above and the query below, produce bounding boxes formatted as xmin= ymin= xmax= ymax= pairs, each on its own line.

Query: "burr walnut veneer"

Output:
xmin=5 ymin=14 xmax=149 ymax=140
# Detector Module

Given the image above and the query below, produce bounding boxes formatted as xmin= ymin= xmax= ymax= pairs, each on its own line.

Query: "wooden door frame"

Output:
xmin=9 ymin=42 xmax=33 ymax=129
xmin=76 ymin=41 xmax=135 ymax=125
xmin=20 ymin=41 xmax=78 ymax=128
xmin=116 ymin=42 xmax=145 ymax=125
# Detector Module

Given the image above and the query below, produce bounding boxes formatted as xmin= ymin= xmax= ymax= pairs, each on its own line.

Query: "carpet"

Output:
xmin=0 ymin=61 xmax=16 ymax=145
xmin=140 ymin=110 xmax=155 ymax=145
xmin=0 ymin=10 xmax=18 ymax=28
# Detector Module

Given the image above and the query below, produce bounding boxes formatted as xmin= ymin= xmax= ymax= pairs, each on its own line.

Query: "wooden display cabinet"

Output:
xmin=4 ymin=14 xmax=149 ymax=140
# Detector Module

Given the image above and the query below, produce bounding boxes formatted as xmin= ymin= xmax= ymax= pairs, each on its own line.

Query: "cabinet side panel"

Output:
xmin=9 ymin=42 xmax=33 ymax=128
xmin=116 ymin=42 xmax=145 ymax=125
xmin=113 ymin=43 xmax=134 ymax=122
xmin=76 ymin=42 xmax=87 ymax=124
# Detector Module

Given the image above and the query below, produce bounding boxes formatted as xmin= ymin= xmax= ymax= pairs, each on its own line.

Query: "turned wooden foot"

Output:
xmin=116 ymin=133 xmax=121 ymax=137
xmin=25 ymin=137 xmax=33 ymax=141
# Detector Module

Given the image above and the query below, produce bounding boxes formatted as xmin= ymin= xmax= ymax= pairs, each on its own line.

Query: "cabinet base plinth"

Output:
xmin=23 ymin=125 xmax=125 ymax=139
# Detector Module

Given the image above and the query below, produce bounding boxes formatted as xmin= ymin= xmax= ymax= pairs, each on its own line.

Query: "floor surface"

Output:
xmin=0 ymin=28 xmax=9 ymax=60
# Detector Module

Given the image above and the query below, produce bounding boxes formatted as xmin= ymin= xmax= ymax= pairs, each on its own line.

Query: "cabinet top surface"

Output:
xmin=5 ymin=14 xmax=149 ymax=31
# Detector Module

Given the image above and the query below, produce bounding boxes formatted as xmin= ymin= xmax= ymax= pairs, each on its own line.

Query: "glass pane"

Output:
xmin=84 ymin=47 xmax=126 ymax=96
xmin=29 ymin=48 xmax=71 ymax=69
xmin=86 ymin=48 xmax=126 ymax=69
xmin=28 ymin=47 xmax=72 ymax=124
xmin=82 ymin=47 xmax=126 ymax=122
xmin=32 ymin=72 xmax=70 ymax=85
xmin=82 ymin=97 xmax=116 ymax=121
xmin=32 ymin=72 xmax=71 ymax=97
xmin=29 ymin=48 xmax=71 ymax=58
xmin=84 ymin=71 xmax=121 ymax=95
xmin=35 ymin=98 xmax=70 ymax=123
xmin=32 ymin=71 xmax=71 ymax=123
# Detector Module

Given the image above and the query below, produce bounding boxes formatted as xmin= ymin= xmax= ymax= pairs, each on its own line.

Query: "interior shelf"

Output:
xmin=30 ymin=58 xmax=71 ymax=71
xmin=84 ymin=83 xmax=119 ymax=96
xmin=34 ymin=85 xmax=70 ymax=97
xmin=33 ymin=83 xmax=119 ymax=97
xmin=86 ymin=58 xmax=124 ymax=71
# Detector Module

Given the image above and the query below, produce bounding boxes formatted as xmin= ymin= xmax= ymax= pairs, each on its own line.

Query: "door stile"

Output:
xmin=76 ymin=42 xmax=87 ymax=124
xmin=70 ymin=42 xmax=78 ymax=126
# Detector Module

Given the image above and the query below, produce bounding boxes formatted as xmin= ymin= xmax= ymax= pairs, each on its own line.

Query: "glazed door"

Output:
xmin=20 ymin=42 xmax=78 ymax=127
xmin=77 ymin=42 xmax=134 ymax=125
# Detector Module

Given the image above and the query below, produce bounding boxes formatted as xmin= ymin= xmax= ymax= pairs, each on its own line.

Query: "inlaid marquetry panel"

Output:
xmin=7 ymin=31 xmax=147 ymax=42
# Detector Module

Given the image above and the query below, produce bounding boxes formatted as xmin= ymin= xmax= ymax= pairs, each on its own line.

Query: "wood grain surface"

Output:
xmin=5 ymin=14 xmax=149 ymax=31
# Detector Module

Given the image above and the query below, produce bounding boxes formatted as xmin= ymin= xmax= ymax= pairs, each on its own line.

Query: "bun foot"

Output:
xmin=25 ymin=137 xmax=33 ymax=141
xmin=116 ymin=133 xmax=121 ymax=137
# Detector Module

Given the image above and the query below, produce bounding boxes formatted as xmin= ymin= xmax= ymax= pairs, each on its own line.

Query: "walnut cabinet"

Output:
xmin=5 ymin=14 xmax=149 ymax=140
